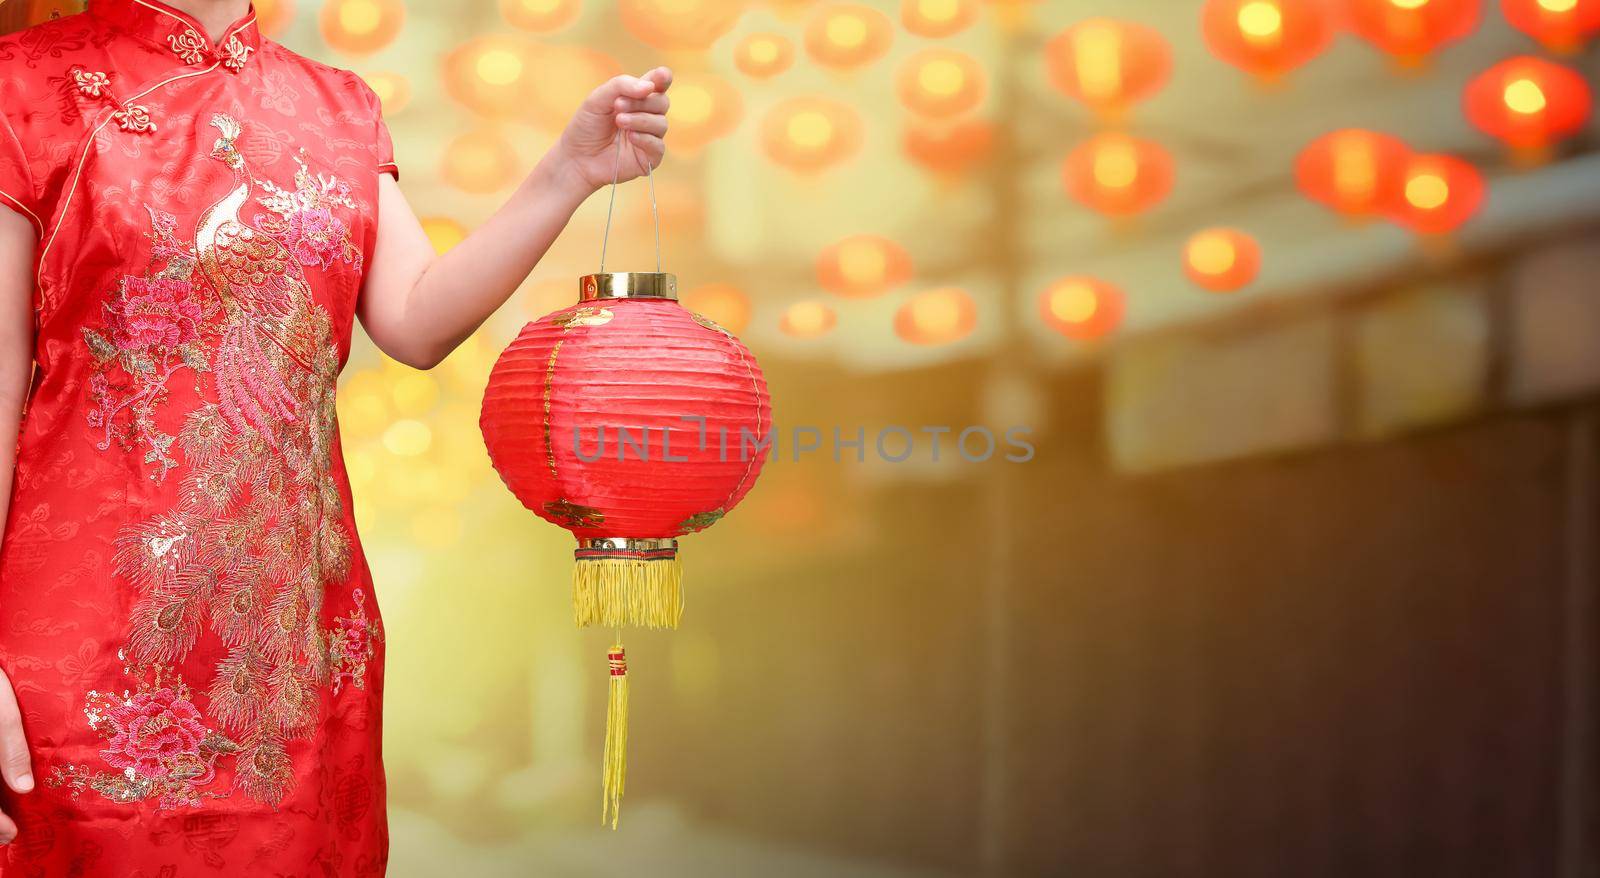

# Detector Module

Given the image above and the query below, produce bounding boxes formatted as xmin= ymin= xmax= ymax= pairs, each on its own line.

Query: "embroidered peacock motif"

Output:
xmin=57 ymin=115 xmax=378 ymax=808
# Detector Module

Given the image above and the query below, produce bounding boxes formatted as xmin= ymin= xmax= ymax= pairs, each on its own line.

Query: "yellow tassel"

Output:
xmin=603 ymin=643 xmax=628 ymax=829
xmin=573 ymin=557 xmax=683 ymax=630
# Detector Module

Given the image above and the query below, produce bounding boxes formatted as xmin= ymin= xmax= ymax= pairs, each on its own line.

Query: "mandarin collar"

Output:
xmin=90 ymin=0 xmax=261 ymax=71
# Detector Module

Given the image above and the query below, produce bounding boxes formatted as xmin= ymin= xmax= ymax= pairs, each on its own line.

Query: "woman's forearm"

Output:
xmin=359 ymin=151 xmax=595 ymax=370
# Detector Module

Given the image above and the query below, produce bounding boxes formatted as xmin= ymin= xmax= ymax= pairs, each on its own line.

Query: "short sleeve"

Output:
xmin=354 ymin=76 xmax=399 ymax=181
xmin=0 ymin=107 xmax=40 ymax=235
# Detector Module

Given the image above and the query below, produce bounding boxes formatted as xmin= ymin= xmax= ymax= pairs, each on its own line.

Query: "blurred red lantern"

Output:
xmin=680 ymin=283 xmax=752 ymax=334
xmin=1039 ymin=276 xmax=1125 ymax=340
xmin=1502 ymin=0 xmax=1600 ymax=50
xmin=902 ymin=0 xmax=980 ymax=36
xmin=1295 ymin=128 xmax=1411 ymax=217
xmin=1202 ymin=0 xmax=1335 ymax=79
xmin=762 ymin=98 xmax=864 ymax=172
xmin=780 ymin=300 xmax=838 ymax=337
xmin=817 ymin=235 xmax=913 ymax=298
xmin=897 ymin=49 xmax=987 ymax=118
xmin=619 ymin=0 xmax=744 ymax=50
xmin=734 ymin=32 xmax=796 ymax=79
xmin=319 ymin=0 xmax=405 ymax=55
xmin=904 ymin=119 xmax=994 ymax=176
xmin=255 ymin=0 xmax=294 ymax=37
xmin=482 ymin=272 xmax=770 ymax=829
xmin=1061 ymin=132 xmax=1175 ymax=217
xmin=1388 ymin=153 xmax=1486 ymax=234
xmin=895 ymin=287 xmax=978 ymax=345
xmin=1045 ymin=19 xmax=1172 ymax=117
xmin=805 ymin=3 xmax=895 ymax=70
xmin=1464 ymin=56 xmax=1592 ymax=149
xmin=1183 ymin=227 xmax=1262 ymax=291
xmin=1345 ymin=0 xmax=1481 ymax=61
xmin=663 ymin=74 xmax=744 ymax=153
xmin=441 ymin=127 xmax=521 ymax=194
xmin=500 ymin=0 xmax=581 ymax=33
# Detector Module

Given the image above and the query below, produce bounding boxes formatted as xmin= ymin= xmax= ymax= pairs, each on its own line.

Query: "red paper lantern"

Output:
xmin=1202 ymin=0 xmax=1335 ymax=79
xmin=1061 ymin=132 xmax=1175 ymax=217
xmin=1045 ymin=19 xmax=1172 ymax=117
xmin=1464 ymin=56 xmax=1592 ymax=149
xmin=1345 ymin=0 xmax=1481 ymax=61
xmin=1183 ymin=227 xmax=1262 ymax=291
xmin=816 ymin=235 xmax=913 ymax=298
xmin=1295 ymin=128 xmax=1411 ymax=217
xmin=481 ymin=273 xmax=771 ymax=826
xmin=1039 ymin=276 xmax=1125 ymax=340
xmin=805 ymin=3 xmax=895 ymax=70
xmin=897 ymin=49 xmax=987 ymax=119
xmin=1502 ymin=0 xmax=1600 ymax=51
xmin=1388 ymin=153 xmax=1486 ymax=234
xmin=904 ymin=119 xmax=994 ymax=176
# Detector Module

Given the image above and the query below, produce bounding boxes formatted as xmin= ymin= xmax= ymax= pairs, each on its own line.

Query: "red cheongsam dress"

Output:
xmin=0 ymin=1 xmax=392 ymax=874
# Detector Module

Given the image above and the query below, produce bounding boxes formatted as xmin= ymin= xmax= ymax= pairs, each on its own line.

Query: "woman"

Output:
xmin=0 ymin=0 xmax=671 ymax=872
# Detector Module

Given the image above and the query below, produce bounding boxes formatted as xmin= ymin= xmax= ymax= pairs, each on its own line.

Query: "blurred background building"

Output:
xmin=4 ymin=0 xmax=1600 ymax=874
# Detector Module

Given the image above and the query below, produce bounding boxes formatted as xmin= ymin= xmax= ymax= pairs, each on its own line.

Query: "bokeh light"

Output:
xmin=734 ymin=32 xmax=796 ymax=79
xmin=441 ymin=128 xmax=521 ymax=194
xmin=319 ymin=0 xmax=405 ymax=56
xmin=896 ymin=49 xmax=987 ymax=119
xmin=805 ymin=3 xmax=896 ymax=71
xmin=1182 ymin=227 xmax=1262 ymax=292
xmin=1501 ymin=0 xmax=1600 ymax=51
xmin=1202 ymin=0 xmax=1334 ymax=79
xmin=816 ymin=235 xmax=914 ymax=299
xmin=420 ymin=217 xmax=468 ymax=254
xmin=1388 ymin=152 xmax=1487 ymax=234
xmin=762 ymin=97 xmax=864 ymax=173
xmin=619 ymin=0 xmax=745 ymax=50
xmin=901 ymin=0 xmax=980 ymax=37
xmin=680 ymin=283 xmax=754 ymax=334
xmin=903 ymin=119 xmax=994 ymax=177
xmin=1346 ymin=0 xmax=1482 ymax=61
xmin=666 ymin=74 xmax=745 ymax=153
xmin=1296 ymin=128 xmax=1411 ymax=218
xmin=779 ymin=300 xmax=838 ymax=337
xmin=254 ymin=0 xmax=294 ymax=37
xmin=1061 ymin=131 xmax=1176 ymax=217
xmin=362 ymin=71 xmax=412 ymax=115
xmin=1038 ymin=276 xmax=1125 ymax=340
xmin=498 ymin=0 xmax=581 ymax=33
xmin=894 ymin=287 xmax=978 ymax=345
xmin=1464 ymin=55 xmax=1593 ymax=149
xmin=1045 ymin=18 xmax=1172 ymax=117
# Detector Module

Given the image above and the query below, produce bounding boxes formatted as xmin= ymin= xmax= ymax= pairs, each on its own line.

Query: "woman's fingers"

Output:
xmin=612 ymin=93 xmax=670 ymax=115
xmin=0 ymin=672 xmax=31 ymax=796
xmin=642 ymin=66 xmax=673 ymax=93
xmin=584 ymin=74 xmax=657 ymax=114
xmin=617 ymin=112 xmax=667 ymax=137
xmin=625 ymin=134 xmax=666 ymax=171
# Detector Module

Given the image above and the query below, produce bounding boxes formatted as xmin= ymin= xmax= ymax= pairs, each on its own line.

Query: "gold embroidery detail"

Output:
xmin=72 ymin=68 xmax=112 ymax=98
xmin=689 ymin=311 xmax=732 ymax=336
xmin=544 ymin=499 xmax=606 ymax=529
xmin=543 ymin=339 xmax=563 ymax=479
xmin=112 ymin=105 xmax=157 ymax=133
xmin=221 ymin=34 xmax=253 ymax=71
xmin=168 ymin=28 xmax=208 ymax=65
xmin=552 ymin=306 xmax=614 ymax=329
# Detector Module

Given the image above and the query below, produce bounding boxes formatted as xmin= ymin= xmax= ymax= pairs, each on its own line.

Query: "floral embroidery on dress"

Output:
xmin=50 ymin=663 xmax=240 ymax=809
xmin=220 ymin=33 xmax=253 ymax=71
xmin=71 ymin=67 xmax=111 ymax=98
xmin=67 ymin=115 xmax=375 ymax=809
xmin=167 ymin=28 xmax=207 ymax=65
xmin=112 ymin=103 xmax=157 ymax=133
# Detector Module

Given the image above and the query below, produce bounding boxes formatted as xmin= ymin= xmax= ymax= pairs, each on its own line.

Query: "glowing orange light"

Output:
xmin=1464 ymin=56 xmax=1592 ymax=149
xmin=319 ymin=0 xmax=404 ymax=56
xmin=362 ymin=71 xmax=412 ymax=115
xmin=1202 ymin=0 xmax=1334 ymax=78
xmin=666 ymin=74 xmax=744 ymax=153
xmin=618 ymin=0 xmax=745 ymax=50
xmin=816 ymin=236 xmax=914 ymax=299
xmin=443 ymin=35 xmax=534 ymax=117
xmin=734 ymin=32 xmax=796 ymax=79
xmin=500 ymin=0 xmax=581 ymax=33
xmin=254 ymin=0 xmax=295 ymax=38
xmin=1182 ymin=228 xmax=1261 ymax=292
xmin=1295 ymin=129 xmax=1411 ymax=217
xmin=903 ymin=119 xmax=994 ymax=177
xmin=1045 ymin=19 xmax=1172 ymax=117
xmin=762 ymin=98 xmax=864 ymax=173
xmin=680 ymin=283 xmax=754 ymax=335
xmin=420 ymin=217 xmax=468 ymax=254
xmin=1061 ymin=132 xmax=1175 ymax=217
xmin=894 ymin=287 xmax=978 ymax=346
xmin=1501 ymin=0 xmax=1600 ymax=50
xmin=1039 ymin=276 xmax=1125 ymax=340
xmin=805 ymin=3 xmax=895 ymax=70
xmin=442 ymin=128 xmax=521 ymax=194
xmin=1346 ymin=0 xmax=1481 ymax=60
xmin=901 ymin=0 xmax=980 ymax=37
xmin=1387 ymin=153 xmax=1486 ymax=235
xmin=896 ymin=49 xmax=987 ymax=119
xmin=780 ymin=301 xmax=838 ymax=338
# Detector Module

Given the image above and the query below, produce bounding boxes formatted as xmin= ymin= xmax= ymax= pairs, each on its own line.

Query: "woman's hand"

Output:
xmin=0 ymin=666 xmax=34 ymax=843
xmin=555 ymin=67 xmax=673 ymax=193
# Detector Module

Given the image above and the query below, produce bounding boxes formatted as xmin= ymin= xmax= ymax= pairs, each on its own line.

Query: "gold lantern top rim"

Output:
xmin=580 ymin=272 xmax=678 ymax=302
